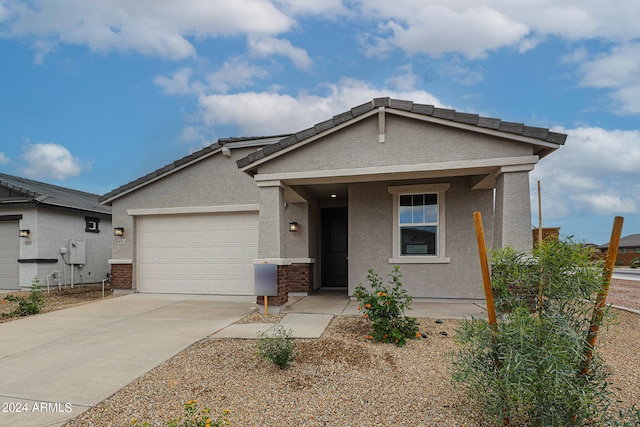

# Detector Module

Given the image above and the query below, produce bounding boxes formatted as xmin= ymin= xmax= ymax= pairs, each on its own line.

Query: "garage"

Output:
xmin=0 ymin=220 xmax=20 ymax=289
xmin=137 ymin=212 xmax=258 ymax=294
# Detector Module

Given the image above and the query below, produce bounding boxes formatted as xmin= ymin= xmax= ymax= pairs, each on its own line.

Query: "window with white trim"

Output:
xmin=399 ymin=193 xmax=438 ymax=256
xmin=388 ymin=183 xmax=450 ymax=264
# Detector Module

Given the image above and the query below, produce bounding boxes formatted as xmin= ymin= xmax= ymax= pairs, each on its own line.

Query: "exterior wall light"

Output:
xmin=114 ymin=227 xmax=125 ymax=237
xmin=289 ymin=222 xmax=299 ymax=232
xmin=19 ymin=229 xmax=30 ymax=238
xmin=330 ymin=194 xmax=337 ymax=199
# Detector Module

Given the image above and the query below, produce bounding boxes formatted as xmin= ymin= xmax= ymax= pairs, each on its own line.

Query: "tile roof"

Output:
xmin=598 ymin=234 xmax=640 ymax=249
xmin=0 ymin=173 xmax=111 ymax=215
xmin=237 ymin=97 xmax=567 ymax=169
xmin=100 ymin=135 xmax=289 ymax=203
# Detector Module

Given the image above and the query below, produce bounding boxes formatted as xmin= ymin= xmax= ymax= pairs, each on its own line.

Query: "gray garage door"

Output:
xmin=0 ymin=221 xmax=20 ymax=289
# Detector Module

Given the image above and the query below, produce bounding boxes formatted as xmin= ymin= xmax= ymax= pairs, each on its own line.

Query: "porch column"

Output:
xmin=255 ymin=181 xmax=289 ymax=313
xmin=257 ymin=181 xmax=287 ymax=258
xmin=493 ymin=168 xmax=534 ymax=252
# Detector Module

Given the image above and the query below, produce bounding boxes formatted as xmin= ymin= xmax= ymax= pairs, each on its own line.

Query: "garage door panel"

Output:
xmin=0 ymin=221 xmax=20 ymax=289
xmin=137 ymin=212 xmax=258 ymax=294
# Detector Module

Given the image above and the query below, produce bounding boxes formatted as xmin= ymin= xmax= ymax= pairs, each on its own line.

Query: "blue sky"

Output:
xmin=1 ymin=1 xmax=639 ymax=245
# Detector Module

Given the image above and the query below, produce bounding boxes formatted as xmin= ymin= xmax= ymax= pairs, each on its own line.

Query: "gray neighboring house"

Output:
xmin=0 ymin=173 xmax=112 ymax=290
xmin=101 ymin=98 xmax=566 ymax=311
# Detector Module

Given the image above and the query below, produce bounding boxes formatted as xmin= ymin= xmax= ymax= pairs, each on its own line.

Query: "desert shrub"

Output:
xmin=630 ymin=256 xmax=640 ymax=269
xmin=353 ymin=266 xmax=419 ymax=346
xmin=452 ymin=238 xmax=622 ymax=426
xmin=2 ymin=277 xmax=45 ymax=317
xmin=256 ymin=325 xmax=295 ymax=369
xmin=130 ymin=400 xmax=230 ymax=427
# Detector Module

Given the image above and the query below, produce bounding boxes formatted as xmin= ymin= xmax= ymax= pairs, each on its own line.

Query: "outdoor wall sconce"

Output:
xmin=113 ymin=227 xmax=125 ymax=237
xmin=19 ymin=229 xmax=30 ymax=238
xmin=289 ymin=222 xmax=299 ymax=232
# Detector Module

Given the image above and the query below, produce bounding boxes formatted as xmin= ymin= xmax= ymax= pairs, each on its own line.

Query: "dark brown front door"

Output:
xmin=320 ymin=207 xmax=348 ymax=287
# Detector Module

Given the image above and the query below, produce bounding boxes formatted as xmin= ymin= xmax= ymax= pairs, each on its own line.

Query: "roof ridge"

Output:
xmin=0 ymin=173 xmax=101 ymax=198
xmin=236 ymin=97 xmax=568 ymax=169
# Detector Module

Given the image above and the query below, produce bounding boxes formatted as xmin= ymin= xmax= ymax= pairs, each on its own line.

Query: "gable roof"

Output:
xmin=237 ymin=97 xmax=567 ymax=170
xmin=100 ymin=135 xmax=289 ymax=204
xmin=0 ymin=173 xmax=111 ymax=215
xmin=599 ymin=234 xmax=640 ymax=249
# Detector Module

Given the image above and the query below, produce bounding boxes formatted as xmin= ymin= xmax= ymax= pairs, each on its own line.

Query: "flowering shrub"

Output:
xmin=353 ymin=267 xmax=419 ymax=346
xmin=130 ymin=400 xmax=230 ymax=427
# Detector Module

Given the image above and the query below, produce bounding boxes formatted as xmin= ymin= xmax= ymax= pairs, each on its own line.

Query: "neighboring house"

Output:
xmin=0 ymin=173 xmax=112 ymax=289
xmin=598 ymin=234 xmax=640 ymax=265
xmin=101 ymin=98 xmax=566 ymax=311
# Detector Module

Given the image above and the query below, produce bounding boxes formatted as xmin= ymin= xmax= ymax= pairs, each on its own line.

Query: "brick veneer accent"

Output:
xmin=286 ymin=263 xmax=314 ymax=293
xmin=255 ymin=263 xmax=314 ymax=307
xmin=110 ymin=263 xmax=133 ymax=290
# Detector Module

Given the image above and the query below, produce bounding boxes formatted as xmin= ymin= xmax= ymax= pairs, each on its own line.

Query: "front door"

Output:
xmin=320 ymin=207 xmax=348 ymax=287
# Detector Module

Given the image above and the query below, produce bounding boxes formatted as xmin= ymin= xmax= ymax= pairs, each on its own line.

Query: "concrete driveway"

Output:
xmin=0 ymin=294 xmax=254 ymax=427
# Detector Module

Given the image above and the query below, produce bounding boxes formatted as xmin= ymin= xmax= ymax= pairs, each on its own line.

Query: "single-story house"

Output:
xmin=598 ymin=234 xmax=640 ymax=265
xmin=101 ymin=98 xmax=566 ymax=312
xmin=0 ymin=173 xmax=112 ymax=289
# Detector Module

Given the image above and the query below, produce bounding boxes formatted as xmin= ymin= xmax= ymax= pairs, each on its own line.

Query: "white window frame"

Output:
xmin=388 ymin=183 xmax=451 ymax=264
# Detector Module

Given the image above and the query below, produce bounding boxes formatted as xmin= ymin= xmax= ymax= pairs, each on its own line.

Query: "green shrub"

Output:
xmin=2 ymin=277 xmax=44 ymax=317
xmin=630 ymin=256 xmax=640 ymax=269
xmin=256 ymin=325 xmax=295 ymax=369
xmin=615 ymin=259 xmax=624 ymax=266
xmin=353 ymin=267 xmax=419 ymax=346
xmin=453 ymin=238 xmax=621 ymax=426
xmin=130 ymin=400 xmax=230 ymax=427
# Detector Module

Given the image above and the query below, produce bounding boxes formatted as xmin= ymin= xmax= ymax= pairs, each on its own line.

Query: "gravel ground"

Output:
xmin=0 ymin=284 xmax=117 ymax=323
xmin=66 ymin=308 xmax=640 ymax=427
xmin=3 ymin=280 xmax=637 ymax=426
xmin=608 ymin=279 xmax=640 ymax=311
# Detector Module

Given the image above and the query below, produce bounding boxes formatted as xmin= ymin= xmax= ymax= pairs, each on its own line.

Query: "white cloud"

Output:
xmin=275 ymin=0 xmax=348 ymax=16
xmin=248 ymin=36 xmax=312 ymax=70
xmin=0 ymin=152 xmax=9 ymax=164
xmin=197 ymin=77 xmax=444 ymax=135
xmin=5 ymin=0 xmax=293 ymax=60
xmin=577 ymin=43 xmax=640 ymax=114
xmin=20 ymin=143 xmax=89 ymax=180
xmin=531 ymin=127 xmax=640 ymax=219
xmin=375 ymin=5 xmax=529 ymax=59
xmin=206 ymin=57 xmax=269 ymax=93
xmin=154 ymin=68 xmax=203 ymax=95
xmin=32 ymin=39 xmax=56 ymax=64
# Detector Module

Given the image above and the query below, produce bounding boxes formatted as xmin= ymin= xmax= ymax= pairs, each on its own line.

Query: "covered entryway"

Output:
xmin=136 ymin=212 xmax=258 ymax=294
xmin=0 ymin=220 xmax=20 ymax=289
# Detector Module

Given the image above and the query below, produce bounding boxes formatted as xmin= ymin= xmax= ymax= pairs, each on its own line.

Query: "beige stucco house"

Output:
xmin=101 ymin=98 xmax=566 ymax=311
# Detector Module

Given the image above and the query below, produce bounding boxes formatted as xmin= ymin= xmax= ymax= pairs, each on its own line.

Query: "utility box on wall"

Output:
xmin=68 ymin=239 xmax=86 ymax=264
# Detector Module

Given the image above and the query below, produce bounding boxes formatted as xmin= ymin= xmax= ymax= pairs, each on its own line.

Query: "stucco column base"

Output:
xmin=257 ymin=304 xmax=284 ymax=315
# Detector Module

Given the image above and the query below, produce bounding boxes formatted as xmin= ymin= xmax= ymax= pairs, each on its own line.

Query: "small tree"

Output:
xmin=452 ymin=238 xmax=622 ymax=426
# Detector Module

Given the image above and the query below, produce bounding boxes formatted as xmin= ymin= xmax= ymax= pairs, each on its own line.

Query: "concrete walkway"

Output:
xmin=0 ymin=291 xmax=486 ymax=427
xmin=0 ymin=294 xmax=254 ymax=427
xmin=212 ymin=291 xmax=487 ymax=339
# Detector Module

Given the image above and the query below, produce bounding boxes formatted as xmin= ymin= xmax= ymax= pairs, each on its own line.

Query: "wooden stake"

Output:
xmin=264 ymin=295 xmax=269 ymax=316
xmin=473 ymin=211 xmax=509 ymax=426
xmin=474 ymin=212 xmax=497 ymax=326
xmin=537 ymin=180 xmax=544 ymax=314
xmin=582 ymin=216 xmax=624 ymax=375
